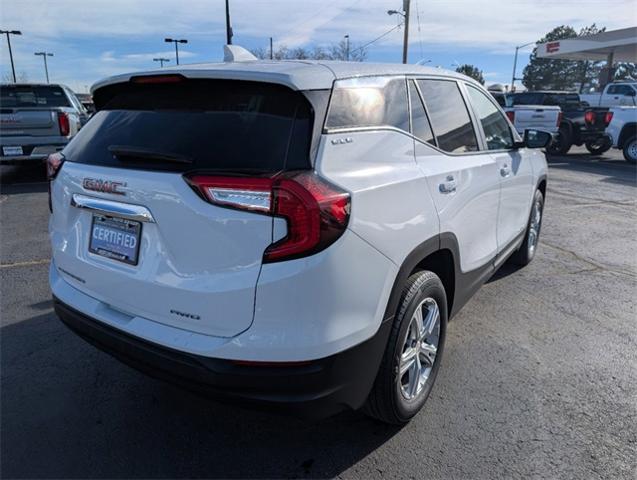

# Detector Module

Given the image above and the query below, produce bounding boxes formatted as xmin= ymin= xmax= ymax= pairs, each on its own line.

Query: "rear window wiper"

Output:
xmin=108 ymin=145 xmax=193 ymax=164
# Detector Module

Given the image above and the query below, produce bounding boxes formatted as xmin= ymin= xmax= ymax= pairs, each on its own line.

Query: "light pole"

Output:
xmin=388 ymin=0 xmax=410 ymax=64
xmin=511 ymin=41 xmax=535 ymax=91
xmin=225 ymin=0 xmax=233 ymax=45
xmin=344 ymin=34 xmax=350 ymax=61
xmin=34 ymin=51 xmax=53 ymax=83
xmin=164 ymin=38 xmax=188 ymax=65
xmin=1 ymin=30 xmax=22 ymax=83
xmin=153 ymin=57 xmax=170 ymax=68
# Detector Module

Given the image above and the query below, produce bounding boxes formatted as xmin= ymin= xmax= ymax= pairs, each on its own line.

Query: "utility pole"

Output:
xmin=388 ymin=0 xmax=410 ymax=64
xmin=34 ymin=51 xmax=53 ymax=83
xmin=344 ymin=34 xmax=350 ymax=61
xmin=225 ymin=0 xmax=233 ymax=44
xmin=511 ymin=41 xmax=534 ymax=92
xmin=402 ymin=0 xmax=410 ymax=64
xmin=153 ymin=57 xmax=170 ymax=68
xmin=1 ymin=30 xmax=22 ymax=83
xmin=270 ymin=37 xmax=273 ymax=59
xmin=164 ymin=38 xmax=188 ymax=65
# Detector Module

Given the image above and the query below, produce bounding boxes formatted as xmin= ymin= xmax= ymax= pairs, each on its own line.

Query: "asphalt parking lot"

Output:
xmin=1 ymin=148 xmax=636 ymax=479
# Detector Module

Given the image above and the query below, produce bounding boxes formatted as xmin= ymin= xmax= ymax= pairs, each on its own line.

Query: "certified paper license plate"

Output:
xmin=89 ymin=215 xmax=142 ymax=265
xmin=2 ymin=146 xmax=23 ymax=156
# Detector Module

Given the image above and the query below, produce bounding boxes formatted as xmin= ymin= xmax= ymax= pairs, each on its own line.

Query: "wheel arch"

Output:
xmin=382 ymin=235 xmax=460 ymax=325
xmin=618 ymin=123 xmax=637 ymax=148
xmin=537 ymin=175 xmax=547 ymax=198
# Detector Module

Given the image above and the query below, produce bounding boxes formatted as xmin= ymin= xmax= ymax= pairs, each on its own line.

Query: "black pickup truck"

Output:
xmin=509 ymin=91 xmax=612 ymax=155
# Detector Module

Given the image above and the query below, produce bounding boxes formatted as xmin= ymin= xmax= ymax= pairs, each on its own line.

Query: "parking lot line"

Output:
xmin=0 ymin=259 xmax=50 ymax=269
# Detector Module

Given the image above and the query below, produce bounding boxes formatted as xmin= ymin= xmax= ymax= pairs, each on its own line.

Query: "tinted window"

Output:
xmin=326 ymin=77 xmax=409 ymax=131
xmin=0 ymin=85 xmax=71 ymax=108
xmin=511 ymin=93 xmax=543 ymax=106
xmin=417 ymin=79 xmax=478 ymax=153
xmin=607 ymin=85 xmax=618 ymax=94
xmin=64 ymin=79 xmax=312 ymax=173
xmin=615 ymin=85 xmax=634 ymax=95
xmin=467 ymin=85 xmax=513 ymax=150
xmin=408 ymin=80 xmax=435 ymax=145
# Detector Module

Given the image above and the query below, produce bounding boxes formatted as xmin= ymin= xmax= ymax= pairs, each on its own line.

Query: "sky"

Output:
xmin=1 ymin=0 xmax=635 ymax=92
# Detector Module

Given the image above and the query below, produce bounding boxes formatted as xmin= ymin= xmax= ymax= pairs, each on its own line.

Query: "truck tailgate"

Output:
xmin=0 ymin=109 xmax=60 ymax=137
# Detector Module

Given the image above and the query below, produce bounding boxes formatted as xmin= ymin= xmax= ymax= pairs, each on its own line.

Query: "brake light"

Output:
xmin=47 ymin=152 xmax=65 ymax=213
xmin=584 ymin=110 xmax=595 ymax=125
xmin=187 ymin=172 xmax=351 ymax=263
xmin=57 ymin=112 xmax=70 ymax=136
xmin=131 ymin=74 xmax=185 ymax=84
xmin=604 ymin=111 xmax=614 ymax=125
xmin=557 ymin=111 xmax=563 ymax=127
xmin=505 ymin=111 xmax=515 ymax=123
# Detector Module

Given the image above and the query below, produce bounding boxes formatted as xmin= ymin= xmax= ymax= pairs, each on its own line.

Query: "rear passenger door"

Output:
xmin=411 ymin=78 xmax=500 ymax=273
xmin=464 ymin=84 xmax=534 ymax=254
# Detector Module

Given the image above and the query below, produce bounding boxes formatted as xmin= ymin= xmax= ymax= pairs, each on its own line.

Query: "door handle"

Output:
xmin=439 ymin=175 xmax=457 ymax=194
xmin=500 ymin=165 xmax=511 ymax=177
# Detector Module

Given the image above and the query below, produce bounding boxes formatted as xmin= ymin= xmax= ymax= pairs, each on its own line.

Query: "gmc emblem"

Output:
xmin=83 ymin=178 xmax=127 ymax=195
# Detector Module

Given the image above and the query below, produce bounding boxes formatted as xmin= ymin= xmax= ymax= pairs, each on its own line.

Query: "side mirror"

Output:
xmin=523 ymin=129 xmax=552 ymax=149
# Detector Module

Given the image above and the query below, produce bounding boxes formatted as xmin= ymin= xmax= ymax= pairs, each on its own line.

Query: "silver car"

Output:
xmin=0 ymin=83 xmax=88 ymax=164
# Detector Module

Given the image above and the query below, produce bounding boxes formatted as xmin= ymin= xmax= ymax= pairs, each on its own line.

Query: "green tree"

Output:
xmin=522 ymin=24 xmax=606 ymax=91
xmin=454 ymin=64 xmax=485 ymax=84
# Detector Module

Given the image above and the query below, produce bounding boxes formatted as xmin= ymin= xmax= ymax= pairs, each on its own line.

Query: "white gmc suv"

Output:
xmin=48 ymin=52 xmax=550 ymax=424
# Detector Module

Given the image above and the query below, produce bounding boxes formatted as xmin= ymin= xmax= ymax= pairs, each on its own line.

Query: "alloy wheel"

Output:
xmin=398 ymin=297 xmax=441 ymax=401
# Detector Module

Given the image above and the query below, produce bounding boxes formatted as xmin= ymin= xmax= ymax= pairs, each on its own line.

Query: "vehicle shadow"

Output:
xmin=0 ymin=310 xmax=404 ymax=479
xmin=0 ymin=164 xmax=48 ymax=194
xmin=546 ymin=154 xmax=637 ymax=187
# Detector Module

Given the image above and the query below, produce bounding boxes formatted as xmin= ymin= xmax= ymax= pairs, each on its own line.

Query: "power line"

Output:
xmin=415 ymin=0 xmax=424 ymax=60
xmin=350 ymin=23 xmax=403 ymax=54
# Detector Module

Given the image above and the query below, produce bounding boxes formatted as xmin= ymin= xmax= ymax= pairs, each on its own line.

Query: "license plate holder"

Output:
xmin=2 ymin=146 xmax=23 ymax=156
xmin=89 ymin=215 xmax=142 ymax=265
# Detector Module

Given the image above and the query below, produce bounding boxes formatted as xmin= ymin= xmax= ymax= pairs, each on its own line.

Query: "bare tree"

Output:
xmin=251 ymin=40 xmax=367 ymax=62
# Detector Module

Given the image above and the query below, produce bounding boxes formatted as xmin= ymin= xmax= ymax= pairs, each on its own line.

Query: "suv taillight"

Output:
xmin=557 ymin=111 xmax=563 ymax=127
xmin=505 ymin=111 xmax=515 ymax=123
xmin=187 ymin=172 xmax=351 ymax=263
xmin=57 ymin=112 xmax=70 ymax=136
xmin=47 ymin=152 xmax=65 ymax=213
xmin=604 ymin=111 xmax=614 ymax=126
xmin=584 ymin=110 xmax=595 ymax=125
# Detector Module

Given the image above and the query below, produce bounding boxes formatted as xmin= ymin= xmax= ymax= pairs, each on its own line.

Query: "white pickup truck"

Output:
xmin=581 ymin=82 xmax=637 ymax=108
xmin=605 ymin=106 xmax=636 ymax=163
xmin=490 ymin=91 xmax=561 ymax=135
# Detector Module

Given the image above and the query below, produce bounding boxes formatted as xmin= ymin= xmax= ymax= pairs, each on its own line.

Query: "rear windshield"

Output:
xmin=1 ymin=85 xmax=70 ymax=108
xmin=64 ymin=79 xmax=313 ymax=173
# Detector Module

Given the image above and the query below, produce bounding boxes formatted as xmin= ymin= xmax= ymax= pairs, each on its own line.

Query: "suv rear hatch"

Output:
xmin=50 ymin=76 xmax=316 ymax=337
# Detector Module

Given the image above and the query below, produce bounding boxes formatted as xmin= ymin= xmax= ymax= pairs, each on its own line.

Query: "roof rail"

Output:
xmin=223 ymin=45 xmax=258 ymax=63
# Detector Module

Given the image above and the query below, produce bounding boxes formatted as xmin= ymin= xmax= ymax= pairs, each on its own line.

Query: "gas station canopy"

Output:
xmin=536 ymin=26 xmax=637 ymax=62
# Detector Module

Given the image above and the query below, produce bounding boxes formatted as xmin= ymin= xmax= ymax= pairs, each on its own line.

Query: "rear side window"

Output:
xmin=417 ymin=79 xmax=478 ymax=153
xmin=466 ymin=85 xmax=513 ymax=150
xmin=408 ymin=80 xmax=435 ymax=145
xmin=64 ymin=79 xmax=313 ymax=173
xmin=326 ymin=76 xmax=409 ymax=132
xmin=0 ymin=85 xmax=71 ymax=108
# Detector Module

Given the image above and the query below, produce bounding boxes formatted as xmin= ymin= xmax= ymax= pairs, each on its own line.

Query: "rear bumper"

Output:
xmin=0 ymin=142 xmax=66 ymax=164
xmin=53 ymin=296 xmax=392 ymax=419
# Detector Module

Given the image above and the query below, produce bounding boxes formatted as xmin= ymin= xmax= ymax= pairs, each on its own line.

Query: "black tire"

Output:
xmin=585 ymin=138 xmax=611 ymax=155
xmin=622 ymin=135 xmax=637 ymax=164
xmin=364 ymin=271 xmax=447 ymax=424
xmin=546 ymin=128 xmax=572 ymax=156
xmin=511 ymin=189 xmax=544 ymax=266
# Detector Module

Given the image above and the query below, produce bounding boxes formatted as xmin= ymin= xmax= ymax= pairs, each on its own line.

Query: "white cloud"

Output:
xmin=1 ymin=0 xmax=633 ymax=90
